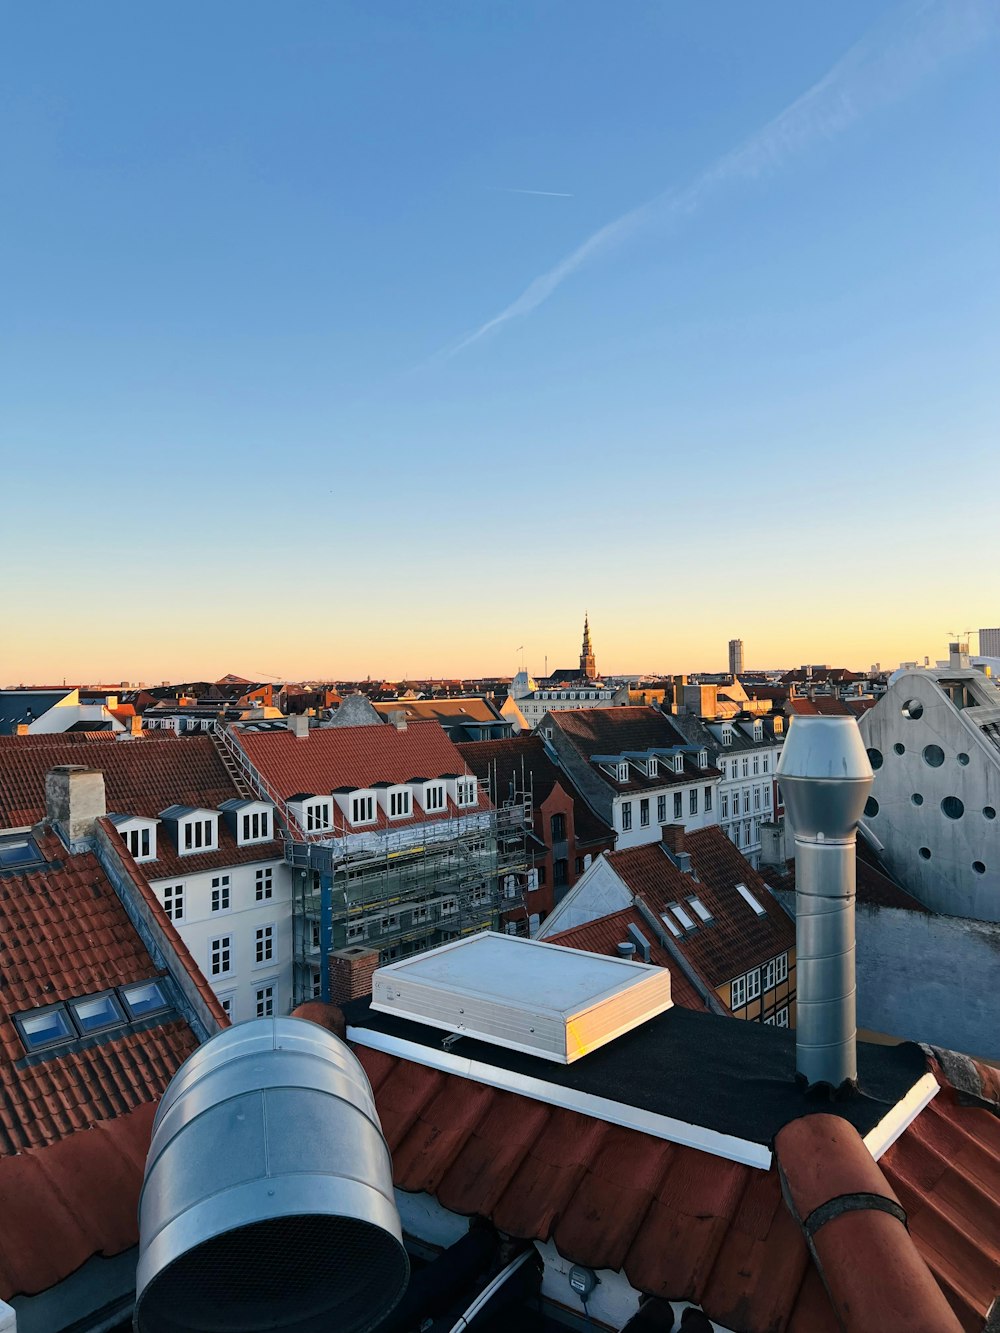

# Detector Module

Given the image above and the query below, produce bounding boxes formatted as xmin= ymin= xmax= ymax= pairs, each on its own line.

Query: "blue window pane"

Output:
xmin=21 ymin=1006 xmax=74 ymax=1048
xmin=0 ymin=839 xmax=43 ymax=869
xmin=121 ymin=980 xmax=169 ymax=1017
xmin=71 ymin=994 xmax=123 ymax=1033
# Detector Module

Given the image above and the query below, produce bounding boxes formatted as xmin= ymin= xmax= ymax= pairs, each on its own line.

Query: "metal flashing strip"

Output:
xmin=348 ymin=1025 xmax=773 ymax=1171
xmin=862 ymin=1072 xmax=938 ymax=1161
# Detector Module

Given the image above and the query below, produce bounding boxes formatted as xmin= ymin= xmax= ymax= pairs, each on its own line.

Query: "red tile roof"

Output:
xmin=606 ymin=828 xmax=796 ymax=988
xmin=348 ymin=1040 xmax=1000 ymax=1332
xmin=234 ymin=721 xmax=492 ymax=833
xmin=547 ymin=908 xmax=716 ymax=1014
xmin=0 ymin=830 xmax=202 ymax=1299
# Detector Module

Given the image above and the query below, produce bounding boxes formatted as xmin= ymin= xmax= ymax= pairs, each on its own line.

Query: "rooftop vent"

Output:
xmin=134 ymin=1018 xmax=408 ymax=1333
xmin=371 ymin=933 xmax=672 ymax=1064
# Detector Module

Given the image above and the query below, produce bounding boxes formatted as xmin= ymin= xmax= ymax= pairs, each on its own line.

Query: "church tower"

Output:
xmin=580 ymin=613 xmax=597 ymax=680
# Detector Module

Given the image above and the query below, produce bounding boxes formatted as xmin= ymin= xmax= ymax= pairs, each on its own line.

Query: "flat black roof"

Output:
xmin=343 ymin=997 xmax=928 ymax=1150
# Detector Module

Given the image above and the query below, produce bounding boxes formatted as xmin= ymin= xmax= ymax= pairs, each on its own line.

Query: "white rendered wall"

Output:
xmin=611 ymin=779 xmax=718 ymax=849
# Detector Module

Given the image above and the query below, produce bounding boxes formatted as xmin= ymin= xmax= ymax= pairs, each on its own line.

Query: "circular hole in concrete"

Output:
xmin=893 ymin=743 xmax=905 ymax=756
xmin=984 ymin=806 xmax=996 ymax=820
xmin=973 ymin=861 xmax=986 ymax=875
xmin=902 ymin=699 xmax=924 ymax=720
xmin=864 ymin=797 xmax=879 ymax=818
xmin=923 ymin=744 xmax=944 ymax=768
xmin=919 ymin=847 xmax=932 ymax=860
xmin=941 ymin=796 xmax=964 ymax=820
xmin=866 ymin=747 xmax=883 ymax=771
xmin=957 ymin=752 xmax=970 ymax=766
xmin=912 ymin=793 xmax=924 ymax=805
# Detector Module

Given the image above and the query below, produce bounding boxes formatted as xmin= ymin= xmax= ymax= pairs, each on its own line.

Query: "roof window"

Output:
xmin=660 ymin=912 xmax=682 ymax=938
xmin=688 ymin=896 xmax=713 ymax=923
xmin=120 ymin=978 xmax=171 ymax=1019
xmin=669 ymin=903 xmax=697 ymax=931
xmin=16 ymin=1004 xmax=75 ymax=1051
xmin=0 ymin=836 xmax=45 ymax=871
xmin=69 ymin=991 xmax=126 ymax=1035
xmin=735 ymin=882 xmax=767 ymax=916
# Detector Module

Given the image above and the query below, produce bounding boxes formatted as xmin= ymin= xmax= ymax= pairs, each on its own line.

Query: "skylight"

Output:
xmin=660 ymin=912 xmax=682 ymax=938
xmin=735 ymin=882 xmax=767 ymax=916
xmin=688 ymin=896 xmax=713 ymax=923
xmin=0 ymin=837 xmax=45 ymax=871
xmin=670 ymin=903 xmax=697 ymax=931
xmin=121 ymin=978 xmax=170 ymax=1018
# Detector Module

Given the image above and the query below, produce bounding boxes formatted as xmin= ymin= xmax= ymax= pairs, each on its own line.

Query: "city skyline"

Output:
xmin=3 ymin=1 xmax=998 ymax=683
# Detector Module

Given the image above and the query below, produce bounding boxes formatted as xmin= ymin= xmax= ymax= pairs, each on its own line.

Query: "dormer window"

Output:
xmin=617 ymin=761 xmax=629 ymax=783
xmin=673 ymin=754 xmax=684 ymax=775
xmin=774 ymin=717 xmax=784 ymax=734
xmin=423 ymin=783 xmax=446 ymax=813
xmin=647 ymin=756 xmax=659 ymax=778
xmin=753 ymin=721 xmax=763 ymax=742
xmin=305 ymin=799 xmax=332 ymax=832
xmin=722 ymin=727 xmax=733 ymax=746
xmin=698 ymin=749 xmax=708 ymax=769
xmin=350 ymin=792 xmax=376 ymax=826
xmin=388 ymin=787 xmax=411 ymax=819
xmin=182 ymin=816 xmax=217 ymax=853
xmin=112 ymin=815 xmax=158 ymax=863
xmin=456 ymin=777 xmax=477 ymax=807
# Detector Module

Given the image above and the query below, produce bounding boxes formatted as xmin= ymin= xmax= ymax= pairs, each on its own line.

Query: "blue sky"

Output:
xmin=2 ymin=1 xmax=998 ymax=682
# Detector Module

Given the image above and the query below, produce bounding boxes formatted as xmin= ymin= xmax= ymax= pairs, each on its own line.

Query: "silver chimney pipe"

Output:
xmin=777 ymin=715 xmax=873 ymax=1090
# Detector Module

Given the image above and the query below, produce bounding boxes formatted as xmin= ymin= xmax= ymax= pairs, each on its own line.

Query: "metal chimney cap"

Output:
xmin=778 ymin=716 xmax=873 ymax=842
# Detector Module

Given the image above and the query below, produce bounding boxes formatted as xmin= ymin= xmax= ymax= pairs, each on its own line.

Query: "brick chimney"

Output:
xmin=660 ymin=823 xmax=686 ymax=854
xmin=45 ymin=766 xmax=107 ymax=849
xmin=328 ymin=947 xmax=380 ymax=1005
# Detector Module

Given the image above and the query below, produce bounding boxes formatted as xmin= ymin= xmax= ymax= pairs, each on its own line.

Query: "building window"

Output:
xmin=551 ymin=813 xmax=566 ymax=840
xmin=640 ymin=798 xmax=650 ymax=827
xmin=743 ymin=789 xmax=751 ymax=814
xmin=742 ymin=757 xmax=750 ymax=778
xmin=220 ymin=995 xmax=235 ymax=1021
xmin=657 ymin=795 xmax=666 ymax=823
xmin=210 ymin=935 xmax=233 ymax=978
xmin=255 ymin=867 xmax=273 ymax=901
xmin=527 ymin=868 xmax=540 ymax=892
xmin=255 ymin=925 xmax=274 ymax=965
xmin=743 ymin=820 xmax=751 ymax=848
xmin=211 ymin=875 xmax=231 ymax=912
xmin=731 ymin=975 xmax=747 ymax=1008
xmin=689 ymin=789 xmax=698 ymax=816
xmin=503 ymin=874 xmax=517 ymax=898
xmin=621 ymin=801 xmax=632 ymax=832
xmin=763 ymin=755 xmax=769 ymax=773
xmin=722 ymin=729 xmax=733 ymax=746
xmin=162 ymin=882 xmax=184 ymax=921
xmin=617 ymin=761 xmax=629 ymax=783
xmin=306 ymin=801 xmax=332 ymax=832
xmin=183 ymin=818 xmax=215 ymax=852
xmin=242 ymin=810 xmax=270 ymax=842
xmin=648 ymin=756 xmax=659 ymax=778
xmin=704 ymin=786 xmax=712 ymax=813
xmin=255 ymin=985 xmax=275 ymax=1018
xmin=424 ymin=784 xmax=445 ymax=812
xmin=764 ymin=786 xmax=772 ymax=809
xmin=673 ymin=792 xmax=683 ymax=819
xmin=575 ymin=856 xmax=583 ymax=875
xmin=456 ymin=778 xmax=477 ymax=807
xmin=754 ymin=787 xmax=762 ymax=810
xmin=351 ymin=794 xmax=375 ymax=825
xmin=721 ymin=793 xmax=729 ymax=819
xmin=389 ymin=789 xmax=411 ymax=818
xmin=753 ymin=755 xmax=760 ymax=775
xmin=775 ymin=1006 xmax=789 ymax=1028
xmin=440 ymin=897 xmax=458 ymax=916
xmin=122 ymin=826 xmax=152 ymax=860
xmin=554 ymin=859 xmax=568 ymax=886
xmin=698 ymin=750 xmax=708 ymax=769
xmin=764 ymin=958 xmax=777 ymax=990
xmin=746 ymin=968 xmax=761 ymax=1001
xmin=673 ymin=754 xmax=684 ymax=775
xmin=347 ymin=922 xmax=365 ymax=941
xmin=775 ymin=952 xmax=788 ymax=984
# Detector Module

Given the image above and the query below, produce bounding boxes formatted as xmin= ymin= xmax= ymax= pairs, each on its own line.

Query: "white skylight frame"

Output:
xmin=735 ymin=882 xmax=767 ymax=916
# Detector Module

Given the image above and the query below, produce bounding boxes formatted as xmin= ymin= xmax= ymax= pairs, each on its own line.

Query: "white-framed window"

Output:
xmin=527 ymin=869 xmax=540 ymax=891
xmin=306 ymin=800 xmax=332 ymax=832
xmin=388 ymin=788 xmax=411 ymax=819
xmin=183 ymin=817 xmax=216 ymax=853
xmin=698 ymin=749 xmax=708 ymax=769
xmin=673 ymin=792 xmax=683 ymax=819
xmin=764 ymin=786 xmax=772 ymax=809
xmin=731 ymin=974 xmax=747 ymax=1008
xmin=722 ymin=728 xmax=733 ymax=746
xmin=351 ymin=793 xmax=375 ymax=825
xmin=347 ymin=922 xmax=365 ymax=941
xmin=456 ymin=778 xmax=477 ymax=807
xmin=616 ymin=761 xmax=629 ymax=783
xmin=210 ymin=934 xmax=234 ymax=978
xmin=764 ymin=958 xmax=777 ymax=990
xmin=657 ymin=795 xmax=667 ymax=823
xmin=743 ymin=820 xmax=752 ymax=848
xmin=743 ymin=789 xmax=751 ymax=814
xmin=721 ymin=793 xmax=729 ymax=819
xmin=440 ymin=897 xmax=457 ymax=916
xmin=621 ymin=801 xmax=633 ymax=831
xmin=380 ymin=914 xmax=397 ymax=932
xmin=122 ymin=825 xmax=153 ymax=861
xmin=640 ymin=798 xmax=649 ymax=827
xmin=775 ymin=952 xmax=788 ymax=984
xmin=241 ymin=810 xmax=271 ymax=842
xmin=762 ymin=755 xmax=769 ymax=773
xmin=255 ymin=984 xmax=275 ymax=1018
xmin=754 ymin=787 xmax=762 ymax=811
xmin=255 ymin=867 xmax=273 ymax=901
xmin=424 ymin=784 xmax=445 ymax=812
xmin=776 ymin=1005 xmax=789 ymax=1027
xmin=211 ymin=875 xmax=231 ymax=913
xmin=673 ymin=754 xmax=684 ymax=775
xmin=255 ymin=924 xmax=275 ymax=965
xmin=311 ymin=972 xmax=322 ymax=998
xmin=746 ymin=968 xmax=762 ymax=1001
xmin=647 ymin=756 xmax=659 ymax=778
xmin=412 ymin=905 xmax=429 ymax=923
xmin=219 ymin=993 xmax=235 ymax=1021
xmin=689 ymin=789 xmax=698 ymax=816
xmin=742 ymin=757 xmax=750 ymax=778
xmin=754 ymin=721 xmax=763 ymax=742
xmin=704 ymin=786 xmax=713 ymax=812
xmin=162 ymin=882 xmax=184 ymax=921
xmin=753 ymin=755 xmax=760 ymax=775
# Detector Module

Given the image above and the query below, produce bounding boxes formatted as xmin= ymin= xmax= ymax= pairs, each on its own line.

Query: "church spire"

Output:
xmin=580 ymin=612 xmax=597 ymax=680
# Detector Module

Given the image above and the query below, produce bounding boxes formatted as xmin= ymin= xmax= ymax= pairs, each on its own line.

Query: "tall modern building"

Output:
xmin=728 ymin=638 xmax=744 ymax=678
xmin=978 ymin=628 xmax=1000 ymax=657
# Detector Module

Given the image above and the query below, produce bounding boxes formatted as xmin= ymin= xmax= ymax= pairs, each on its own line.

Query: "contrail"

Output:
xmin=488 ymin=187 xmax=575 ymax=198
xmin=446 ymin=0 xmax=995 ymax=358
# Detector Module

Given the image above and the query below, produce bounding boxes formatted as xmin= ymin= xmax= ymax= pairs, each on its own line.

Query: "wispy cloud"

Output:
xmin=488 ymin=187 xmax=575 ymax=198
xmin=446 ymin=0 xmax=996 ymax=358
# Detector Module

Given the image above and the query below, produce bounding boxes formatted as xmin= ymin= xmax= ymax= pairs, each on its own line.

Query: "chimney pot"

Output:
xmin=45 ymin=766 xmax=107 ymax=849
xmin=288 ymin=714 xmax=310 ymax=740
xmin=616 ymin=941 xmax=636 ymax=958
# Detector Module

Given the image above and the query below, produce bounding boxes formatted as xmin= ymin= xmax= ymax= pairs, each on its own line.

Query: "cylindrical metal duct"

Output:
xmin=777 ymin=716 xmax=873 ymax=1091
xmin=134 ymin=1017 xmax=409 ymax=1333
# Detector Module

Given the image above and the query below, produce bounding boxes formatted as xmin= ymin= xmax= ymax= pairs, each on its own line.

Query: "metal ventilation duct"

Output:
xmin=777 ymin=715 xmax=873 ymax=1091
xmin=134 ymin=1018 xmax=408 ymax=1333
